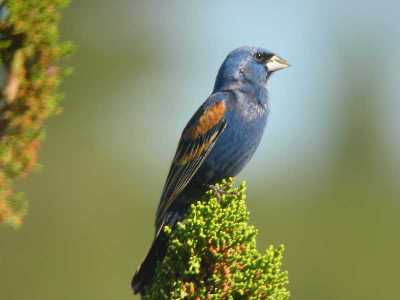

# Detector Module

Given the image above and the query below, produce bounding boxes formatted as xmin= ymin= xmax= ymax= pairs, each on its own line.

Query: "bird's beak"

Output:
xmin=266 ymin=55 xmax=290 ymax=72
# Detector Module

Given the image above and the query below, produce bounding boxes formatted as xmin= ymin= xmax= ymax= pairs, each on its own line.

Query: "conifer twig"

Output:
xmin=0 ymin=0 xmax=73 ymax=227
xmin=142 ymin=178 xmax=290 ymax=299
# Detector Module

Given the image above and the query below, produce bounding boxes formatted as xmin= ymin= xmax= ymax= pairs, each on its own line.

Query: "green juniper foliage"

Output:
xmin=143 ymin=178 xmax=289 ymax=300
xmin=0 ymin=0 xmax=73 ymax=226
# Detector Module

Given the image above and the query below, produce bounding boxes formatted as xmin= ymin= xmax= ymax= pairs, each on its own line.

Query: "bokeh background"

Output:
xmin=2 ymin=1 xmax=400 ymax=299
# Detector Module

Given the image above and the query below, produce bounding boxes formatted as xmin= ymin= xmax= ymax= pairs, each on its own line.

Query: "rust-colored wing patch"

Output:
xmin=185 ymin=101 xmax=226 ymax=139
xmin=155 ymin=99 xmax=228 ymax=230
xmin=177 ymin=131 xmax=219 ymax=165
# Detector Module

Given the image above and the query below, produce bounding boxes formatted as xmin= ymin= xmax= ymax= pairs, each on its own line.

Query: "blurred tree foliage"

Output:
xmin=143 ymin=179 xmax=289 ymax=300
xmin=0 ymin=0 xmax=73 ymax=227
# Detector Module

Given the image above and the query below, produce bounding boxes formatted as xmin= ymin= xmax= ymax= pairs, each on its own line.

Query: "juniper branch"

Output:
xmin=142 ymin=178 xmax=290 ymax=300
xmin=0 ymin=0 xmax=73 ymax=227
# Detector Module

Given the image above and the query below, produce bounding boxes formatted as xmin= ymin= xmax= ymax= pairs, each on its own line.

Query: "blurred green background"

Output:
xmin=1 ymin=1 xmax=400 ymax=299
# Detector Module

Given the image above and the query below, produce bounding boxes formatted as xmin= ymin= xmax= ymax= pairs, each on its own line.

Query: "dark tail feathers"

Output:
xmin=131 ymin=230 xmax=168 ymax=294
xmin=132 ymin=210 xmax=183 ymax=294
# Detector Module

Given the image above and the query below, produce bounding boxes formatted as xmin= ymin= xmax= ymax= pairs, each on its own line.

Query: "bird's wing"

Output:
xmin=155 ymin=99 xmax=227 ymax=229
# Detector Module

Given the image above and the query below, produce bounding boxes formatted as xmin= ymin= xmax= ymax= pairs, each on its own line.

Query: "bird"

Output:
xmin=131 ymin=46 xmax=289 ymax=294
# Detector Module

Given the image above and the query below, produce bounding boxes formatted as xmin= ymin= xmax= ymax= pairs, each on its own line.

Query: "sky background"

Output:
xmin=1 ymin=1 xmax=400 ymax=300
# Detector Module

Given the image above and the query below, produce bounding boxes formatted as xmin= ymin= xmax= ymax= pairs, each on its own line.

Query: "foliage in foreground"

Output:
xmin=0 ymin=0 xmax=73 ymax=227
xmin=143 ymin=178 xmax=289 ymax=300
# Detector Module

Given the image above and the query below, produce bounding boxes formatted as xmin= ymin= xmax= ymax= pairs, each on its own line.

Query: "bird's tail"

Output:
xmin=131 ymin=230 xmax=169 ymax=294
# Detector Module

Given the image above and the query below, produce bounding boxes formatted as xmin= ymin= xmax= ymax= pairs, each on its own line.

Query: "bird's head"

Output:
xmin=214 ymin=46 xmax=289 ymax=91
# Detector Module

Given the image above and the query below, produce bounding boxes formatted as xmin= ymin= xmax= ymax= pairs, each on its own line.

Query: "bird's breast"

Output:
xmin=195 ymin=102 xmax=269 ymax=183
xmin=237 ymin=99 xmax=269 ymax=122
xmin=224 ymin=102 xmax=268 ymax=150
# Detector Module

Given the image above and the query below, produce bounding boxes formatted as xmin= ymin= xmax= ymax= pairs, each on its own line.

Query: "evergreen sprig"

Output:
xmin=143 ymin=178 xmax=290 ymax=300
xmin=0 ymin=0 xmax=73 ymax=227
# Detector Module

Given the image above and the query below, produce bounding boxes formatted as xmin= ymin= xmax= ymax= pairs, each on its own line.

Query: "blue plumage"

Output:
xmin=132 ymin=46 xmax=289 ymax=294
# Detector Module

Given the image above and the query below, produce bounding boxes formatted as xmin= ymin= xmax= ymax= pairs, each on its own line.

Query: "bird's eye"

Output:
xmin=255 ymin=52 xmax=263 ymax=60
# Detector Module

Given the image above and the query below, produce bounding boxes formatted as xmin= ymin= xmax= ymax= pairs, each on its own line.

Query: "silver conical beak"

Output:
xmin=266 ymin=55 xmax=290 ymax=72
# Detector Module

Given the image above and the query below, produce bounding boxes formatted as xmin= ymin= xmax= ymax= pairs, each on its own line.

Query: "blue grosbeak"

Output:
xmin=132 ymin=46 xmax=289 ymax=294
